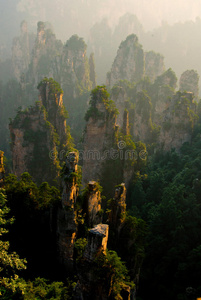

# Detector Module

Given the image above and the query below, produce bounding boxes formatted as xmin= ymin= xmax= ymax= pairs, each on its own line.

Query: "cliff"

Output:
xmin=57 ymin=152 xmax=79 ymax=271
xmin=159 ymin=91 xmax=197 ymax=152
xmin=179 ymin=69 xmax=199 ymax=101
xmin=29 ymin=21 xmax=63 ymax=86
xmin=83 ymin=181 xmax=102 ymax=227
xmin=107 ymin=35 xmax=165 ymax=88
xmin=12 ymin=21 xmax=33 ymax=81
xmin=10 ymin=78 xmax=73 ymax=184
xmin=107 ymin=34 xmax=144 ymax=87
xmin=82 ymin=86 xmax=118 ymax=187
xmin=144 ymin=51 xmax=165 ymax=83
xmin=0 ymin=151 xmax=5 ymax=186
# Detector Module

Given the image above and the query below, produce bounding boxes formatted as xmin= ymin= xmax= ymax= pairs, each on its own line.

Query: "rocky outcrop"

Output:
xmin=75 ymin=224 xmax=110 ymax=300
xmin=29 ymin=21 xmax=63 ymax=86
xmin=122 ymin=110 xmax=130 ymax=136
xmin=144 ymin=51 xmax=165 ymax=83
xmin=133 ymin=91 xmax=153 ymax=142
xmin=89 ymin=53 xmax=96 ymax=89
xmin=107 ymin=34 xmax=144 ymax=87
xmin=110 ymin=85 xmax=128 ymax=128
xmin=83 ymin=181 xmax=102 ymax=227
xmin=37 ymin=78 xmax=68 ymax=146
xmin=107 ymin=35 xmax=165 ymax=88
xmin=82 ymin=86 xmax=118 ymax=187
xmin=10 ymin=102 xmax=60 ymax=184
xmin=179 ymin=69 xmax=199 ymax=101
xmin=159 ymin=91 xmax=197 ymax=152
xmin=10 ymin=78 xmax=73 ymax=184
xmin=59 ymin=35 xmax=92 ymax=100
xmin=108 ymin=183 xmax=126 ymax=232
xmin=0 ymin=151 xmax=5 ymax=186
xmin=12 ymin=21 xmax=33 ymax=81
xmin=84 ymin=224 xmax=109 ymax=261
xmin=57 ymin=152 xmax=79 ymax=271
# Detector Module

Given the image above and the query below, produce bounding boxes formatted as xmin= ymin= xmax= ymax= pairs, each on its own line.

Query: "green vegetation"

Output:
xmin=94 ymin=250 xmax=134 ymax=300
xmin=127 ymin=121 xmax=201 ymax=299
xmin=85 ymin=86 xmax=119 ymax=121
xmin=65 ymin=35 xmax=87 ymax=52
xmin=37 ymin=77 xmax=63 ymax=95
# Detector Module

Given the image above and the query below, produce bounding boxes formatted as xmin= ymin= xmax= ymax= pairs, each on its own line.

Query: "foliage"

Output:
xmin=65 ymin=34 xmax=86 ymax=52
xmin=85 ymin=86 xmax=119 ymax=121
xmin=0 ymin=277 xmax=75 ymax=299
xmin=74 ymin=238 xmax=87 ymax=261
xmin=0 ymin=189 xmax=27 ymax=297
xmin=128 ymin=123 xmax=201 ymax=299
xmin=94 ymin=250 xmax=134 ymax=300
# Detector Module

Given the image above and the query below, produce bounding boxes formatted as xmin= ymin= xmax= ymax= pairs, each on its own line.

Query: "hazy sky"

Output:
xmin=16 ymin=0 xmax=201 ymax=32
xmin=1 ymin=0 xmax=201 ymax=55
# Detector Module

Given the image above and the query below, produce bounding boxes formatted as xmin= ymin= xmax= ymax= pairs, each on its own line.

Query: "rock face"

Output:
xmin=10 ymin=102 xmax=60 ymax=183
xmin=0 ymin=151 xmax=5 ymax=186
xmin=11 ymin=23 xmax=93 ymax=144
xmin=108 ymin=183 xmax=126 ymax=232
xmin=82 ymin=86 xmax=118 ymax=187
xmin=107 ymin=34 xmax=144 ymax=87
xmin=57 ymin=152 xmax=79 ymax=271
xmin=84 ymin=224 xmax=109 ymax=261
xmin=75 ymin=224 xmax=110 ymax=300
xmin=10 ymin=78 xmax=73 ymax=184
xmin=83 ymin=181 xmax=102 ymax=227
xmin=179 ymin=70 xmax=199 ymax=101
xmin=12 ymin=21 xmax=33 ymax=81
xmin=37 ymin=78 xmax=68 ymax=146
xmin=144 ymin=51 xmax=165 ymax=83
xmin=159 ymin=92 xmax=197 ymax=152
xmin=29 ymin=21 xmax=63 ymax=86
xmin=107 ymin=34 xmax=165 ymax=88
xmin=59 ymin=35 xmax=92 ymax=100
xmin=133 ymin=91 xmax=153 ymax=142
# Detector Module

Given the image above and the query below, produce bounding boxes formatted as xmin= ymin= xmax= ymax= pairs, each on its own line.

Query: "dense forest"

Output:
xmin=1 ymin=2 xmax=201 ymax=300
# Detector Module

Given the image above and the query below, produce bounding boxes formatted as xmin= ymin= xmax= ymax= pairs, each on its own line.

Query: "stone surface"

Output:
xmin=83 ymin=181 xmax=102 ymax=227
xmin=84 ymin=224 xmax=109 ymax=261
xmin=57 ymin=152 xmax=79 ymax=271
xmin=144 ymin=51 xmax=165 ymax=83
xmin=12 ymin=20 xmax=32 ymax=81
xmin=159 ymin=92 xmax=197 ymax=152
xmin=179 ymin=69 xmax=199 ymax=101
xmin=10 ymin=79 xmax=71 ymax=184
xmin=107 ymin=34 xmax=144 ymax=87
xmin=0 ymin=151 xmax=5 ymax=186
xmin=108 ymin=183 xmax=127 ymax=231
xmin=82 ymin=87 xmax=117 ymax=187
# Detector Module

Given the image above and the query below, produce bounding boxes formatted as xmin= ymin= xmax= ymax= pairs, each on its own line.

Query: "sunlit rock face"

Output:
xmin=179 ymin=69 xmax=199 ymax=101
xmin=84 ymin=224 xmax=109 ymax=261
xmin=74 ymin=224 xmax=110 ymax=299
xmin=159 ymin=91 xmax=197 ymax=152
xmin=83 ymin=181 xmax=102 ymax=227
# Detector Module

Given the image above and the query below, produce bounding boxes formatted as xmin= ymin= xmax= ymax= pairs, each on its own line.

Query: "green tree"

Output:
xmin=0 ymin=189 xmax=27 ymax=297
